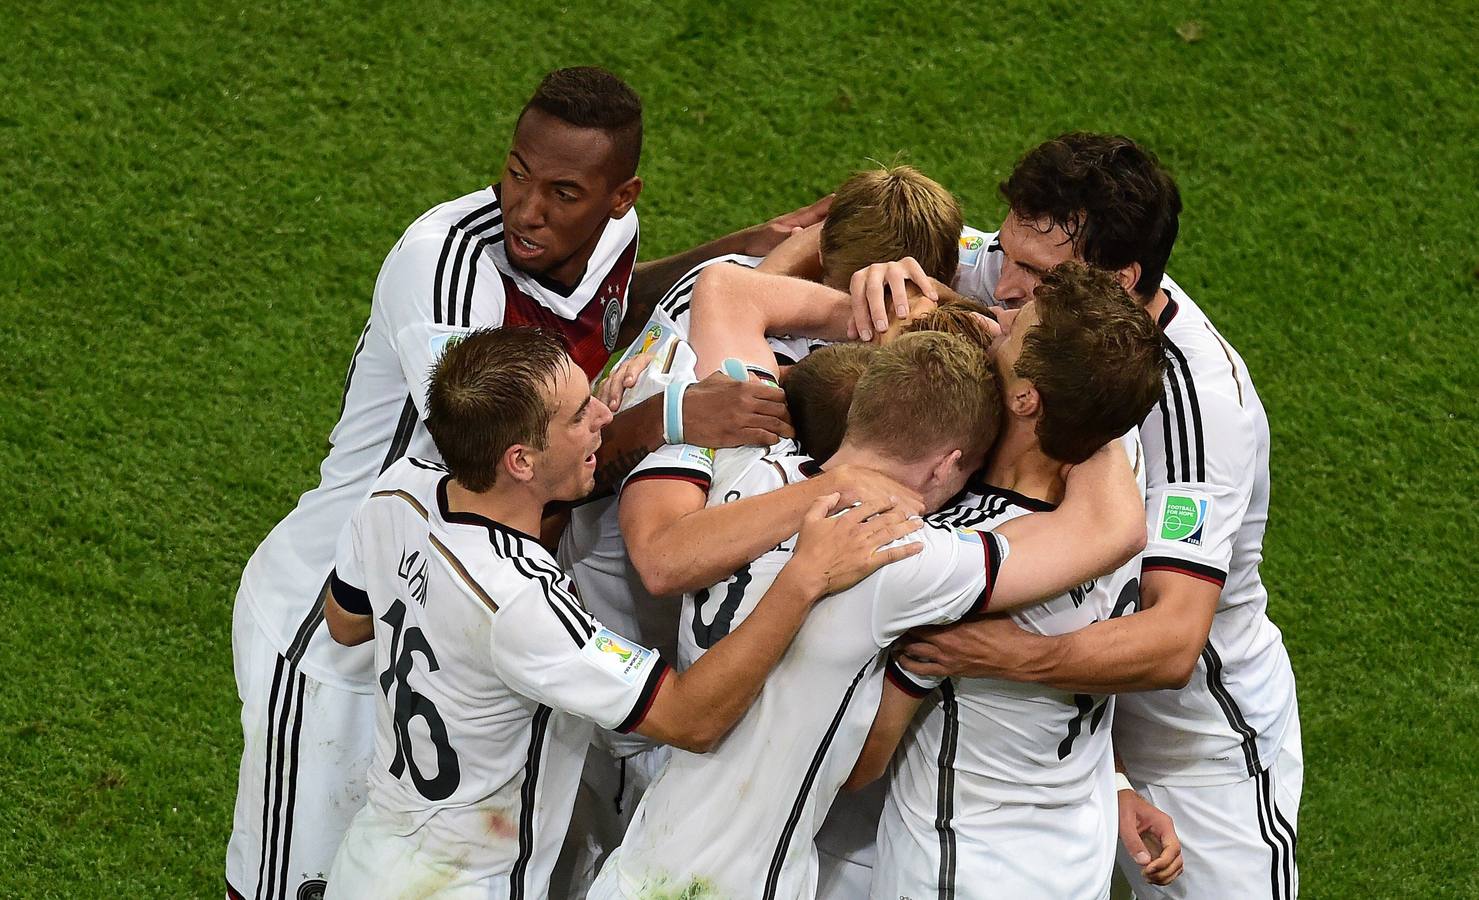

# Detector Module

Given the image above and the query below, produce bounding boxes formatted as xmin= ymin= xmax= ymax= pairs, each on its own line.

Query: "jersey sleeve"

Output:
xmin=621 ymin=442 xmax=716 ymax=496
xmin=491 ymin=577 xmax=669 ymax=733
xmin=328 ymin=503 xmax=371 ymax=614
xmin=869 ymin=522 xmax=1007 ymax=646
xmin=376 ymin=234 xmax=506 ymax=418
xmin=1142 ymin=388 xmax=1256 ymax=587
xmin=885 ymin=656 xmax=940 ymax=697
xmin=950 ymin=226 xmax=1001 ymax=304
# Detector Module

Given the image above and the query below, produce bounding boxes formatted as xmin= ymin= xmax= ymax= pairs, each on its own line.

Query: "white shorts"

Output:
xmin=872 ymin=764 xmax=1115 ymax=900
xmin=226 ymin=600 xmax=376 ymax=900
xmin=550 ymin=740 xmax=668 ymax=899
xmin=1118 ymin=708 xmax=1303 ymax=900
xmin=325 ymin=804 xmax=494 ymax=900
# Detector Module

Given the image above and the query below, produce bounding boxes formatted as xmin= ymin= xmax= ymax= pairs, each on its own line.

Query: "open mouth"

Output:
xmin=507 ymin=230 xmax=544 ymax=259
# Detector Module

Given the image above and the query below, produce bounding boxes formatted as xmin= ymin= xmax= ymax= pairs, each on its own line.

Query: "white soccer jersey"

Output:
xmin=593 ymin=449 xmax=1005 ymax=900
xmin=327 ymin=458 xmax=667 ymax=897
xmin=237 ymin=187 xmax=638 ymax=691
xmin=1116 ymin=287 xmax=1295 ymax=785
xmin=949 ymin=230 xmax=1296 ymax=787
xmin=875 ymin=444 xmax=1145 ymax=897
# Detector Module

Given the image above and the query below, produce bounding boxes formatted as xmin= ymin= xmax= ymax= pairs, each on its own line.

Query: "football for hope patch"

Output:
xmin=583 ymin=628 xmax=654 ymax=684
xmin=1158 ymin=491 xmax=1211 ymax=546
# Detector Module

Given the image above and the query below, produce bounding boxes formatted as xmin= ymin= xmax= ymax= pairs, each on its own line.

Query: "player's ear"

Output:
xmin=930 ymin=448 xmax=964 ymax=485
xmin=501 ymin=443 xmax=537 ymax=484
xmin=1114 ymin=262 xmax=1141 ymax=296
xmin=1006 ymin=380 xmax=1040 ymax=419
xmin=609 ymin=175 xmax=642 ymax=218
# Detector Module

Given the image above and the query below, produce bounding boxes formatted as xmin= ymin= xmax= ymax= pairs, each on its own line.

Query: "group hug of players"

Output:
xmin=225 ymin=67 xmax=1302 ymax=900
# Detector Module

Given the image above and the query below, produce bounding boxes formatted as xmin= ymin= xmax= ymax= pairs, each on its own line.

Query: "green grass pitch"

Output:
xmin=2 ymin=1 xmax=1475 ymax=896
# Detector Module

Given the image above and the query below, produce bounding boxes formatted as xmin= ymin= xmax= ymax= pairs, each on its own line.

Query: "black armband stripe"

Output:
xmin=329 ymin=569 xmax=371 ymax=615
xmin=885 ymin=658 xmax=934 ymax=699
xmin=1142 ymin=556 xmax=1227 ymax=587
xmin=615 ymin=658 xmax=671 ymax=734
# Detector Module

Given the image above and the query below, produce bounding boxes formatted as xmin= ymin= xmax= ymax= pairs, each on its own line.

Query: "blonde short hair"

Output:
xmin=845 ymin=331 xmax=1000 ymax=463
xmin=820 ymin=165 xmax=963 ymax=289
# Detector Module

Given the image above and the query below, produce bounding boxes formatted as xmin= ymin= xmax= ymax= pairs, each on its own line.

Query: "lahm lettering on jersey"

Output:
xmin=398 ymin=548 xmax=429 ymax=606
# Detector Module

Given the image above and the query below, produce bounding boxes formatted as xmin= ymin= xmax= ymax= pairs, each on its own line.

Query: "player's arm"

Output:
xmin=899 ymin=395 xmax=1254 ymax=692
xmin=634 ymin=495 xmax=921 ymax=752
xmin=620 ymin=196 xmax=833 ymax=348
xmin=621 ymin=466 xmax=923 ymax=598
xmin=325 ymin=579 xmax=374 ymax=646
xmin=842 ymin=665 xmax=930 ymax=791
xmin=984 ymin=439 xmax=1148 ymax=612
xmin=325 ymin=507 xmax=375 ymax=646
xmin=687 ymin=263 xmax=855 ymax=377
xmin=587 ymin=372 xmax=795 ymax=499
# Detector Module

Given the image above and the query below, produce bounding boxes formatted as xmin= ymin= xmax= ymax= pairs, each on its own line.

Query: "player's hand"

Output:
xmin=847 ymin=258 xmax=941 ymax=342
xmin=595 ymin=352 xmax=654 ymax=413
xmin=785 ymin=493 xmax=922 ymax=598
xmin=682 ymin=371 xmax=794 ymax=448
xmin=756 ymin=221 xmax=824 ymax=280
xmin=1118 ymin=786 xmax=1184 ymax=885
xmin=822 ymin=464 xmax=926 ymax=519
xmin=741 ymin=195 xmax=834 ymax=257
xmin=896 ymin=616 xmax=1038 ymax=679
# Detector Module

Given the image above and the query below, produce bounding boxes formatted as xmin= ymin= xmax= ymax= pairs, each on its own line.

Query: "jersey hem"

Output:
xmin=616 ymin=658 xmax=671 ymax=733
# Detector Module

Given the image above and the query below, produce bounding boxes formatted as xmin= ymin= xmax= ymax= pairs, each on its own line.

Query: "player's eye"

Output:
xmin=555 ymin=190 xmax=578 ymax=202
xmin=509 ymin=167 xmax=527 ymax=182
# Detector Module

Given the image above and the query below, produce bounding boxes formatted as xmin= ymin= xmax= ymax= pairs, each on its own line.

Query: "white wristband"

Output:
xmin=1114 ymin=771 xmax=1135 ymax=794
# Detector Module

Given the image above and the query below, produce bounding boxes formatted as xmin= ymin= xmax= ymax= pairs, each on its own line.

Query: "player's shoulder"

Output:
xmin=712 ymin=440 xmax=808 ymax=498
xmin=365 ymin=457 xmax=449 ymax=516
xmin=1157 ymin=284 xmax=1257 ymax=401
xmin=655 ymin=252 xmax=764 ymax=324
xmin=385 ymin=187 xmax=502 ymax=262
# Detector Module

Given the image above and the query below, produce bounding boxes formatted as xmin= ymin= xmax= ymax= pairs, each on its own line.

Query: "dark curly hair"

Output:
xmin=1000 ymin=133 xmax=1181 ymax=300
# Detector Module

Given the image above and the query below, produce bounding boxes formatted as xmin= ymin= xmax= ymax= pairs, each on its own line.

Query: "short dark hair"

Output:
xmin=520 ymin=66 xmax=643 ymax=182
xmin=1001 ymin=132 xmax=1181 ymax=300
xmin=425 ymin=327 xmax=568 ymax=492
xmin=1014 ymin=262 xmax=1168 ymax=463
xmin=784 ymin=343 xmax=877 ymax=462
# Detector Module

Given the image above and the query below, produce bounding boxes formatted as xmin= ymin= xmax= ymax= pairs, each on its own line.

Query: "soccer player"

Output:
xmin=589 ymin=330 xmax=1148 ymax=900
xmin=550 ymin=164 xmax=960 ymax=891
xmin=319 ymin=327 xmax=919 ymax=899
xmin=227 ymin=66 xmax=823 ymax=900
xmin=891 ymin=133 xmax=1303 ymax=899
xmin=843 ymin=262 xmax=1174 ymax=898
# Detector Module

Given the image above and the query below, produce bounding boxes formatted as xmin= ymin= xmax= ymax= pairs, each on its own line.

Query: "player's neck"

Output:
xmin=444 ymin=478 xmax=544 ymax=539
xmin=1143 ymin=287 xmax=1171 ymax=326
xmin=985 ymin=419 xmax=1064 ymax=505
xmin=823 ymin=443 xmax=931 ymax=496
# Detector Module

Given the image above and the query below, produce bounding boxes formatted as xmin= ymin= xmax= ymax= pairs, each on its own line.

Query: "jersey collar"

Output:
xmin=435 ymin=474 xmax=541 ymax=544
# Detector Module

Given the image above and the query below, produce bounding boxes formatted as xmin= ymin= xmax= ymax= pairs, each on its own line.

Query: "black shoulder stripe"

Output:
xmin=338 ymin=321 xmax=372 ymax=419
xmin=432 ymin=199 xmax=502 ymax=324
xmin=1163 ymin=364 xmax=1192 ymax=483
xmin=379 ymin=395 xmax=419 ymax=474
xmin=444 ymin=214 xmax=504 ymax=327
xmin=490 ymin=530 xmax=587 ymax=646
xmin=1164 ymin=340 xmax=1206 ymax=482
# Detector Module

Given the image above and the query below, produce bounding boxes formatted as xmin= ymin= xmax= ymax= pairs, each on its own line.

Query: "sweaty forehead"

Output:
xmin=1002 ymin=213 xmax=1078 ymax=266
xmin=511 ymin=109 xmax=618 ymax=186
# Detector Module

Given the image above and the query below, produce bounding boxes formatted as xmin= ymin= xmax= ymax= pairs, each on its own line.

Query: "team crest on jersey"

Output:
xmin=295 ymin=879 xmax=327 ymax=900
xmin=602 ymin=295 xmax=622 ymax=352
xmin=1159 ymin=492 xmax=1211 ymax=546
xmin=959 ymin=234 xmax=985 ymax=267
xmin=583 ymin=628 xmax=653 ymax=684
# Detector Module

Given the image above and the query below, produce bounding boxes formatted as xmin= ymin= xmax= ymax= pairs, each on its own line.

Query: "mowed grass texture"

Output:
xmin=2 ymin=1 xmax=1475 ymax=896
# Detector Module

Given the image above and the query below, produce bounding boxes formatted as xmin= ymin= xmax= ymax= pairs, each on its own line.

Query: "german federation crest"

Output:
xmin=1158 ymin=492 xmax=1211 ymax=546
xmin=602 ymin=296 xmax=622 ymax=351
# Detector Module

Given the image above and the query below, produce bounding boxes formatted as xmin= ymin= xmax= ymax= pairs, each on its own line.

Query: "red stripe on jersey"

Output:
xmin=500 ymin=233 xmax=639 ymax=380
